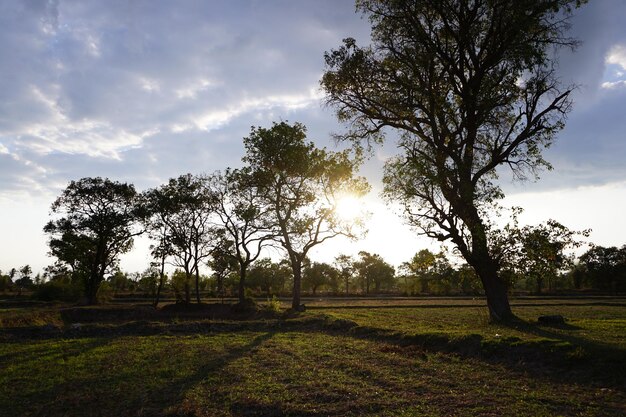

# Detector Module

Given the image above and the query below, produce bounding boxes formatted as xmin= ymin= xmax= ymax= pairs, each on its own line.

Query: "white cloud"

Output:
xmin=601 ymin=80 xmax=626 ymax=89
xmin=606 ymin=44 xmax=626 ymax=69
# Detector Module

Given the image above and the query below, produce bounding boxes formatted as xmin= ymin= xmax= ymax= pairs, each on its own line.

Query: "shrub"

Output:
xmin=32 ymin=281 xmax=82 ymax=302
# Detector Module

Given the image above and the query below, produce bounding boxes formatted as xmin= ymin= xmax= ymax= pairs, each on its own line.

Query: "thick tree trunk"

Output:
xmin=238 ymin=265 xmax=247 ymax=304
xmin=184 ymin=276 xmax=191 ymax=304
xmin=472 ymin=258 xmax=514 ymax=322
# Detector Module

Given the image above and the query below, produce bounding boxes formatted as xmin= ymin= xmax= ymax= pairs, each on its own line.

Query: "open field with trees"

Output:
xmin=1 ymin=297 xmax=624 ymax=416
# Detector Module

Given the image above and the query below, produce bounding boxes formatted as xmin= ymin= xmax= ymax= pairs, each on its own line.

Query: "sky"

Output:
xmin=1 ymin=0 xmax=625 ymax=276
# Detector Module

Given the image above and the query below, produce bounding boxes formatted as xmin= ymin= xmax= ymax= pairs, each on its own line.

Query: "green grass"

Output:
xmin=0 ymin=297 xmax=624 ymax=416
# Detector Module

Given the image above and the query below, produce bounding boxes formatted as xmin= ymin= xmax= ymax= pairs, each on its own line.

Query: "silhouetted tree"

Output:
xmin=303 ymin=262 xmax=339 ymax=296
xmin=322 ymin=0 xmax=583 ymax=321
xmin=334 ymin=254 xmax=355 ymax=296
xmin=44 ymin=177 xmax=141 ymax=304
xmin=243 ymin=121 xmax=369 ymax=310
xmin=578 ymin=245 xmax=626 ymax=293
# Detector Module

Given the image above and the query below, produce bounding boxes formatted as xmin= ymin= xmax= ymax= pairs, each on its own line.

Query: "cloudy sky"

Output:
xmin=1 ymin=0 xmax=625 ymax=275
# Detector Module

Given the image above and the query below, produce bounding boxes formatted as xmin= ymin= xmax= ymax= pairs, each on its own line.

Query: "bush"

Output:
xmin=265 ymin=295 xmax=282 ymax=313
xmin=32 ymin=281 xmax=82 ymax=302
xmin=96 ymin=281 xmax=114 ymax=303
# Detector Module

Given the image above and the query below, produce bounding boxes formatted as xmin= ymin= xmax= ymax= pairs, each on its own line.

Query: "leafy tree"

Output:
xmin=144 ymin=174 xmax=217 ymax=303
xmin=322 ymin=0 xmax=583 ymax=321
xmin=578 ymin=245 xmax=626 ymax=293
xmin=209 ymin=169 xmax=275 ymax=304
xmin=44 ymin=177 xmax=141 ymax=304
xmin=207 ymin=242 xmax=238 ymax=301
xmin=516 ymin=220 xmax=587 ymax=294
xmin=303 ymin=262 xmax=339 ymax=296
xmin=15 ymin=265 xmax=34 ymax=294
xmin=401 ymin=249 xmax=437 ymax=294
xmin=247 ymin=258 xmax=291 ymax=297
xmin=354 ymin=251 xmax=396 ymax=294
xmin=334 ymin=254 xmax=355 ymax=295
xmin=243 ymin=121 xmax=369 ymax=310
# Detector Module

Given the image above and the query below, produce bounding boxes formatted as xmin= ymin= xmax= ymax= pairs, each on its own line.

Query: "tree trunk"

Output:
xmin=154 ymin=256 xmax=166 ymax=307
xmin=195 ymin=269 xmax=201 ymax=304
xmin=238 ymin=264 xmax=247 ymax=304
xmin=291 ymin=261 xmax=303 ymax=310
xmin=471 ymin=253 xmax=514 ymax=322
xmin=184 ymin=275 xmax=191 ymax=304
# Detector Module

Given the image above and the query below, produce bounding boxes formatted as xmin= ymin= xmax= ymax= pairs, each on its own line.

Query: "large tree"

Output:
xmin=243 ymin=122 xmax=369 ymax=310
xmin=44 ymin=177 xmax=141 ymax=304
xmin=322 ymin=0 xmax=583 ymax=321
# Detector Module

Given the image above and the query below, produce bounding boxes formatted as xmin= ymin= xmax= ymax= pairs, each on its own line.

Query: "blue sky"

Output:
xmin=1 ymin=0 xmax=625 ymax=275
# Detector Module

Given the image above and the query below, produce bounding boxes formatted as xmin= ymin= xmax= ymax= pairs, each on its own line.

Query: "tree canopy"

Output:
xmin=243 ymin=121 xmax=370 ymax=309
xmin=44 ymin=177 xmax=141 ymax=304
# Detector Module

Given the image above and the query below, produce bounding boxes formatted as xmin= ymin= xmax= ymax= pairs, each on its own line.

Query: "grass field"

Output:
xmin=0 ymin=297 xmax=624 ymax=416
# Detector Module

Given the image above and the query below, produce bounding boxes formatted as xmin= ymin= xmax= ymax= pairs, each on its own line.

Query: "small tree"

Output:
xmin=144 ymin=174 xmax=216 ymax=304
xmin=334 ymin=254 xmax=355 ymax=296
xmin=354 ymin=251 xmax=396 ymax=294
xmin=303 ymin=262 xmax=339 ymax=296
xmin=243 ymin=121 xmax=369 ymax=310
xmin=44 ymin=177 xmax=141 ymax=304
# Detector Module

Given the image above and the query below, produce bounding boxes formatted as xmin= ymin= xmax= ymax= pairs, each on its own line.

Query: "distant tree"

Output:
xmin=144 ymin=174 xmax=217 ymax=303
xmin=209 ymin=169 xmax=275 ymax=304
xmin=402 ymin=250 xmax=437 ymax=294
xmin=207 ymin=241 xmax=238 ymax=301
xmin=247 ymin=258 xmax=291 ymax=297
xmin=15 ymin=265 xmax=34 ymax=294
xmin=243 ymin=121 xmax=369 ymax=310
xmin=578 ymin=245 xmax=626 ymax=293
xmin=334 ymin=254 xmax=355 ymax=296
xmin=354 ymin=251 xmax=395 ymax=294
xmin=323 ymin=0 xmax=584 ymax=321
xmin=303 ymin=262 xmax=339 ymax=296
xmin=515 ymin=220 xmax=587 ymax=294
xmin=44 ymin=177 xmax=141 ymax=304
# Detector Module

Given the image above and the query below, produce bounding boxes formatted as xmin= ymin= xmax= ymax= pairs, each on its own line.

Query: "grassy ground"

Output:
xmin=0 ymin=297 xmax=624 ymax=416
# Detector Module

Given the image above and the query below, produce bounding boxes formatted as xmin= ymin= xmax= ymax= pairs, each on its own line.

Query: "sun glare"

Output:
xmin=335 ymin=195 xmax=363 ymax=221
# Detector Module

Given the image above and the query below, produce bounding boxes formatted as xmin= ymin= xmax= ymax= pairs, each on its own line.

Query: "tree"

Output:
xmin=578 ymin=245 xmax=626 ymax=293
xmin=144 ymin=174 xmax=217 ymax=304
xmin=243 ymin=121 xmax=369 ymax=310
xmin=515 ymin=220 xmax=586 ymax=294
xmin=209 ymin=169 xmax=275 ymax=304
xmin=334 ymin=254 xmax=355 ymax=295
xmin=44 ymin=177 xmax=141 ymax=304
xmin=247 ymin=258 xmax=291 ymax=297
xmin=402 ymin=249 xmax=437 ymax=294
xmin=322 ymin=0 xmax=583 ymax=321
xmin=354 ymin=251 xmax=396 ymax=294
xmin=303 ymin=262 xmax=339 ymax=296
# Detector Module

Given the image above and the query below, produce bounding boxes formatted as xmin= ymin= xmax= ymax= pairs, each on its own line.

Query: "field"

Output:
xmin=1 ymin=297 xmax=625 ymax=416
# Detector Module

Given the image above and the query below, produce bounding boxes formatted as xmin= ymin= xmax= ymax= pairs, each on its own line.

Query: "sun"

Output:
xmin=334 ymin=195 xmax=363 ymax=221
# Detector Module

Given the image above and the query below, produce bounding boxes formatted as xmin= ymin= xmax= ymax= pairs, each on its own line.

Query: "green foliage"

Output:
xmin=353 ymin=251 xmax=395 ymax=294
xmin=247 ymin=258 xmax=291 ymax=296
xmin=264 ymin=295 xmax=282 ymax=313
xmin=242 ymin=121 xmax=369 ymax=308
xmin=32 ymin=280 xmax=82 ymax=302
xmin=578 ymin=245 xmax=626 ymax=293
xmin=303 ymin=262 xmax=339 ymax=295
xmin=96 ymin=281 xmax=114 ymax=304
xmin=44 ymin=177 xmax=140 ymax=304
